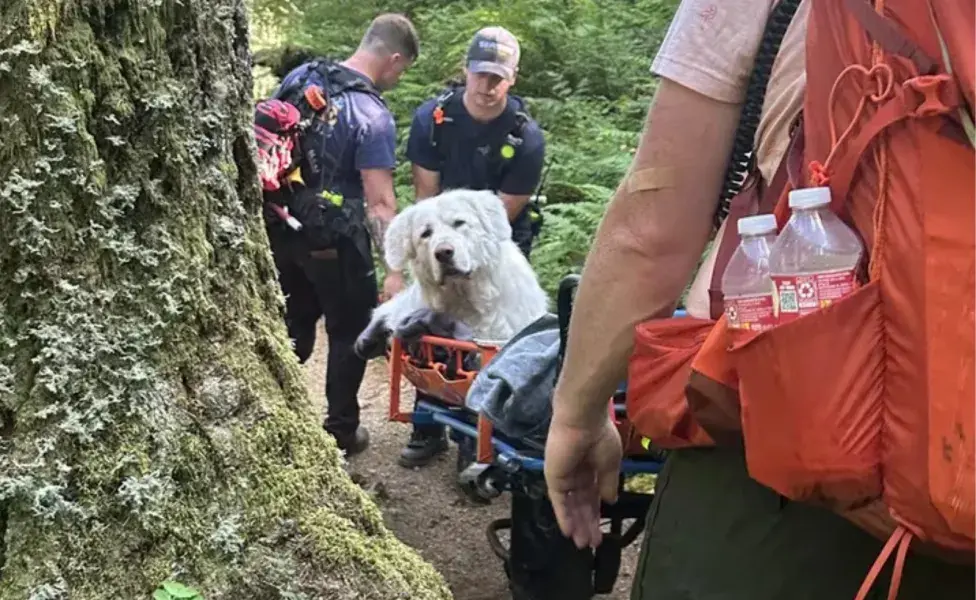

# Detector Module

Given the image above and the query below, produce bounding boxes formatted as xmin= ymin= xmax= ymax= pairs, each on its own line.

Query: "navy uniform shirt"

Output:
xmin=274 ymin=62 xmax=397 ymax=200
xmin=406 ymin=91 xmax=546 ymax=203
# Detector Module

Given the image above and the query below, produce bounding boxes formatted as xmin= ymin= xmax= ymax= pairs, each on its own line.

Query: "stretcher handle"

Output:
xmin=555 ymin=274 xmax=581 ymax=381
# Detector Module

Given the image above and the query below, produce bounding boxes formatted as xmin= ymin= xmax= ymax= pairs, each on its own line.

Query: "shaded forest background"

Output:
xmin=247 ymin=0 xmax=681 ymax=297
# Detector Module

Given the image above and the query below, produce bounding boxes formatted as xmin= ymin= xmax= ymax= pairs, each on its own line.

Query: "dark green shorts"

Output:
xmin=631 ymin=447 xmax=975 ymax=600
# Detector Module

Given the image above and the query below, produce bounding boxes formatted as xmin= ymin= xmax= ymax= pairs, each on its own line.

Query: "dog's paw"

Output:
xmin=392 ymin=307 xmax=439 ymax=344
xmin=354 ymin=318 xmax=391 ymax=360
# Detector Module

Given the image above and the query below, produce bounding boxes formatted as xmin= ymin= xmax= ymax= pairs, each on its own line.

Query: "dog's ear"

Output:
xmin=467 ymin=190 xmax=512 ymax=241
xmin=384 ymin=208 xmax=415 ymax=271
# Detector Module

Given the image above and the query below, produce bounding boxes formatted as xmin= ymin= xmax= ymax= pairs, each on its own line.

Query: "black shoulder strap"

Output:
xmin=430 ymin=88 xmax=531 ymax=151
xmin=313 ymin=60 xmax=384 ymax=103
xmin=429 ymin=83 xmax=464 ymax=151
xmin=272 ymin=58 xmax=384 ymax=114
xmin=714 ymin=0 xmax=802 ymax=228
xmin=504 ymin=94 xmax=531 ymax=148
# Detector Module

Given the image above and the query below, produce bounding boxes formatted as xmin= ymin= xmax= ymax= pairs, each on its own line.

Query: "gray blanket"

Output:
xmin=465 ymin=313 xmax=560 ymax=447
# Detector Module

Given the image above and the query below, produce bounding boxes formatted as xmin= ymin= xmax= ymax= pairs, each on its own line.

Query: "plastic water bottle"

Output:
xmin=721 ymin=214 xmax=779 ymax=331
xmin=768 ymin=187 xmax=864 ymax=324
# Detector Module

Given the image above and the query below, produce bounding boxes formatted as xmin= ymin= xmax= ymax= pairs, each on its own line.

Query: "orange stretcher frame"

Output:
xmin=386 ymin=335 xmax=646 ymax=465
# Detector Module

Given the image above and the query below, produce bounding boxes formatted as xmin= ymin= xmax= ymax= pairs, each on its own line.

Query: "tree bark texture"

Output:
xmin=0 ymin=2 xmax=452 ymax=599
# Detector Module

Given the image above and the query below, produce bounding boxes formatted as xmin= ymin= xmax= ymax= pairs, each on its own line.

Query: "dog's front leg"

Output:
xmin=353 ymin=313 xmax=392 ymax=360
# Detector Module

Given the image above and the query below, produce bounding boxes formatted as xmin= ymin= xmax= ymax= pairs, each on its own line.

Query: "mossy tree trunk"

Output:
xmin=0 ymin=3 xmax=451 ymax=599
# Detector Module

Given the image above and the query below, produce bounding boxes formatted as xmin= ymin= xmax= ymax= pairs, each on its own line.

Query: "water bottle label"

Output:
xmin=724 ymin=293 xmax=777 ymax=331
xmin=772 ymin=268 xmax=859 ymax=324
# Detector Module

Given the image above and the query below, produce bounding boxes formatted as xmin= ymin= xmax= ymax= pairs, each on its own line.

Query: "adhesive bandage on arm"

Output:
xmin=626 ymin=167 xmax=678 ymax=193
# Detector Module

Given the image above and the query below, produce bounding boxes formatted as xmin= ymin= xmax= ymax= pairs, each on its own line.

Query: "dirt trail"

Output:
xmin=303 ymin=322 xmax=641 ymax=600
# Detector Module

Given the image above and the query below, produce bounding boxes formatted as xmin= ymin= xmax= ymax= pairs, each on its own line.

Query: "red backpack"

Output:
xmin=626 ymin=0 xmax=975 ymax=596
xmin=254 ymin=98 xmax=303 ymax=192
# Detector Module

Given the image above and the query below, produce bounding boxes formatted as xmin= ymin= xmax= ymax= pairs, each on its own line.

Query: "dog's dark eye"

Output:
xmin=452 ymin=219 xmax=466 ymax=228
xmin=420 ymin=227 xmax=432 ymax=239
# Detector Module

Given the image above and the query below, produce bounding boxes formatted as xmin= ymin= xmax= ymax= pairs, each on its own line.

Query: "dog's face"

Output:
xmin=385 ymin=189 xmax=512 ymax=286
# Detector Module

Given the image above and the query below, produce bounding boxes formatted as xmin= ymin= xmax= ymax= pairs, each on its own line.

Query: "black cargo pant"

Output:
xmin=268 ymin=219 xmax=377 ymax=441
xmin=412 ymin=208 xmax=535 ymax=439
xmin=631 ymin=447 xmax=976 ymax=600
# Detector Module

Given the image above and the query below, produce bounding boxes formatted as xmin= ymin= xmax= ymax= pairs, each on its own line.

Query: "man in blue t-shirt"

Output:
xmin=266 ymin=14 xmax=418 ymax=457
xmin=398 ymin=26 xmax=546 ymax=468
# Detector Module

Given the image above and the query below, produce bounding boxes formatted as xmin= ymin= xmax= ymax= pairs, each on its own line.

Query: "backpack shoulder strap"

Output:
xmin=507 ymin=94 xmax=532 ymax=141
xmin=706 ymin=0 xmax=803 ymax=321
xmin=714 ymin=0 xmax=804 ymax=228
xmin=429 ymin=83 xmax=464 ymax=153
xmin=273 ymin=58 xmax=385 ymax=114
xmin=314 ymin=60 xmax=385 ymax=103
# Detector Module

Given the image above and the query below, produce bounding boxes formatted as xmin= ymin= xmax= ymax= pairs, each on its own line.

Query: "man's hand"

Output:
xmin=544 ymin=408 xmax=623 ymax=550
xmin=542 ymin=80 xmax=743 ymax=547
xmin=381 ymin=270 xmax=405 ymax=301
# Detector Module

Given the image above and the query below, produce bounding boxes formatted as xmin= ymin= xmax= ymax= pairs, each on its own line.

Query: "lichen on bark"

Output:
xmin=0 ymin=2 xmax=452 ymax=598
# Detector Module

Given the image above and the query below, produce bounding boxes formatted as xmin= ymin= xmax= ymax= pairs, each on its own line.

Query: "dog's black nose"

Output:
xmin=434 ymin=246 xmax=455 ymax=264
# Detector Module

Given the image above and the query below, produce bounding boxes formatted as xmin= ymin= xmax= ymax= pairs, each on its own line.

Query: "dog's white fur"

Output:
xmin=365 ymin=189 xmax=549 ymax=345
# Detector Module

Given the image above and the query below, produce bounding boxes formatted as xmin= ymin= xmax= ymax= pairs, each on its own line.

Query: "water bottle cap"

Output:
xmin=789 ymin=186 xmax=832 ymax=210
xmin=737 ymin=214 xmax=778 ymax=236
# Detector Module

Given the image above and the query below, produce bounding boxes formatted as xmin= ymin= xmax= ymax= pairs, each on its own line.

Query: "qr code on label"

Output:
xmin=779 ymin=289 xmax=798 ymax=312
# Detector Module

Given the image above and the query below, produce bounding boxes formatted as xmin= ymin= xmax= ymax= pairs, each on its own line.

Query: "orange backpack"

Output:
xmin=626 ymin=0 xmax=975 ymax=595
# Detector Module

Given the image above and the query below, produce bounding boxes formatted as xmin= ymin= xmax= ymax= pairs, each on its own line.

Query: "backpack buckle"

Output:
xmin=902 ymin=73 xmax=959 ymax=118
xmin=303 ymin=85 xmax=328 ymax=112
xmin=433 ymin=105 xmax=451 ymax=125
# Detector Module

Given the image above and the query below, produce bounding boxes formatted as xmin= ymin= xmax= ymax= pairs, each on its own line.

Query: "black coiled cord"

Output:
xmin=714 ymin=0 xmax=803 ymax=228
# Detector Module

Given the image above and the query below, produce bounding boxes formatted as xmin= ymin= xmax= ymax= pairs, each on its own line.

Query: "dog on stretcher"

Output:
xmin=354 ymin=188 xmax=550 ymax=360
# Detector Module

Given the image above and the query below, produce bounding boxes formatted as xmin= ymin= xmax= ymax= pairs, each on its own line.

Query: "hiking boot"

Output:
xmin=334 ymin=426 xmax=370 ymax=457
xmin=398 ymin=428 xmax=448 ymax=468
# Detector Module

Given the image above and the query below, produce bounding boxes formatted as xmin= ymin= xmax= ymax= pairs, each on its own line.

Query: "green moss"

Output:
xmin=0 ymin=0 xmax=451 ymax=598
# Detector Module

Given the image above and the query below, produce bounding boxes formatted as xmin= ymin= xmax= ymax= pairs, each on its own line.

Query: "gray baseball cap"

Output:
xmin=466 ymin=26 xmax=521 ymax=81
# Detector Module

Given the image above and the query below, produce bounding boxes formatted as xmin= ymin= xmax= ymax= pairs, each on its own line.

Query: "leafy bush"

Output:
xmin=248 ymin=0 xmax=680 ymax=297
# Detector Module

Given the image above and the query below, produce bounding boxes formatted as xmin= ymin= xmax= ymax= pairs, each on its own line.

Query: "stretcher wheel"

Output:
xmin=456 ymin=437 xmax=500 ymax=503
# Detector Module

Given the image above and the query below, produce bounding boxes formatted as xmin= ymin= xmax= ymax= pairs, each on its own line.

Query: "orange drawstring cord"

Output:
xmin=867 ymin=0 xmax=891 ymax=282
xmin=807 ymin=0 xmax=895 ymax=282
xmin=853 ymin=525 xmax=914 ymax=600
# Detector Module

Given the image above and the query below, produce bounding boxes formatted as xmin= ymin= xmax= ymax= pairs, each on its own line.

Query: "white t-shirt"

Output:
xmin=650 ymin=0 xmax=810 ymax=318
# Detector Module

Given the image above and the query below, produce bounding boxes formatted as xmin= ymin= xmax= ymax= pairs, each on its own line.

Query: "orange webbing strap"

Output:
xmin=843 ymin=0 xmax=939 ymax=76
xmin=853 ymin=526 xmax=914 ymax=600
xmin=841 ymin=3 xmax=959 ymax=598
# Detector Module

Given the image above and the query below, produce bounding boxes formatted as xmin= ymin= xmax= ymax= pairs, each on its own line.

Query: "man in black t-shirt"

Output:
xmin=399 ymin=26 xmax=547 ymax=467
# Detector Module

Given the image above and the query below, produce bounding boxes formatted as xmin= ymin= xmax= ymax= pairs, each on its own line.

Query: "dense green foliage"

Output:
xmin=248 ymin=0 xmax=680 ymax=297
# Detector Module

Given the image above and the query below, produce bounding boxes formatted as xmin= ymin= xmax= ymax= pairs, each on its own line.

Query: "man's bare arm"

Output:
xmin=412 ymin=163 xmax=441 ymax=200
xmin=551 ymin=79 xmax=743 ymax=427
xmin=361 ymin=167 xmax=399 ymax=269
xmin=499 ymin=192 xmax=532 ymax=222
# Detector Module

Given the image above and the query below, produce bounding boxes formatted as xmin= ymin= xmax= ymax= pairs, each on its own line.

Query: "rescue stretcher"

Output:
xmin=384 ymin=274 xmax=674 ymax=599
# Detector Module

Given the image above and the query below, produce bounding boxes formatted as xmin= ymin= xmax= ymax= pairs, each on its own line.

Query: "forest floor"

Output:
xmin=302 ymin=322 xmax=643 ymax=600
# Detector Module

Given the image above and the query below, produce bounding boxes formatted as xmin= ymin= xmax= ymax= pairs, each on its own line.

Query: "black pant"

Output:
xmin=269 ymin=225 xmax=377 ymax=440
xmin=412 ymin=219 xmax=534 ymax=438
xmin=631 ymin=447 xmax=975 ymax=600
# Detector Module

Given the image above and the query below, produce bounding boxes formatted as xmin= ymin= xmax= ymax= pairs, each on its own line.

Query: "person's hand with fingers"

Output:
xmin=544 ymin=401 xmax=623 ymax=550
xmin=382 ymin=269 xmax=405 ymax=301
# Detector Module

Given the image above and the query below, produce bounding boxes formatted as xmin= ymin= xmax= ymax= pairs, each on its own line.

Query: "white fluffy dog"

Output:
xmin=355 ymin=189 xmax=549 ymax=357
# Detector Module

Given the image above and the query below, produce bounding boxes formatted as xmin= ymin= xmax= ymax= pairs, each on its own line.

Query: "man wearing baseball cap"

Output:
xmin=399 ymin=25 xmax=547 ymax=469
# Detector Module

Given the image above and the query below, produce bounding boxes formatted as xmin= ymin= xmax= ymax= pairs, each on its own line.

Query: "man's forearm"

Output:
xmin=498 ymin=193 xmax=531 ymax=222
xmin=550 ymin=80 xmax=741 ymax=428
xmin=365 ymin=197 xmax=397 ymax=272
xmin=551 ymin=186 xmax=705 ymax=427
